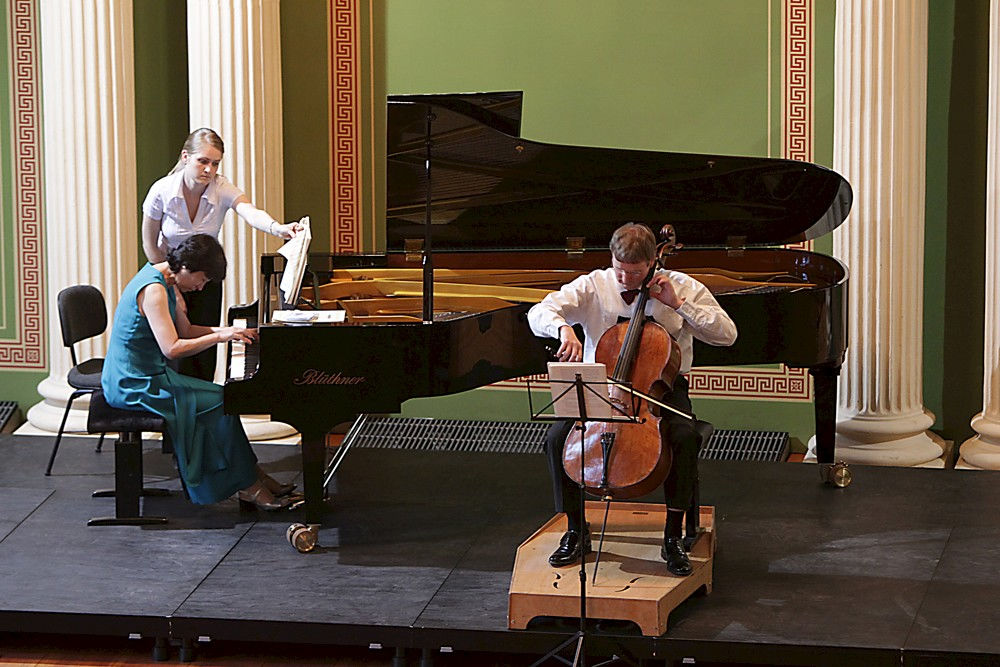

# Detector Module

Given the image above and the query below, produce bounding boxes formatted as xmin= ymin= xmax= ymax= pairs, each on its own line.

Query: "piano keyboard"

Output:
xmin=229 ymin=318 xmax=247 ymax=380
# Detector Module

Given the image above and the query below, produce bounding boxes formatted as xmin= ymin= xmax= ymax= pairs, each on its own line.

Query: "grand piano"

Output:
xmin=224 ymin=92 xmax=852 ymax=524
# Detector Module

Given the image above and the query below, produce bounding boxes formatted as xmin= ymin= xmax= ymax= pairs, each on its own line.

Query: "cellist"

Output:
xmin=527 ymin=223 xmax=737 ymax=576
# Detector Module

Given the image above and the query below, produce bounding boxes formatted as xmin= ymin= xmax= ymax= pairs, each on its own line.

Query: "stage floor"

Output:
xmin=0 ymin=432 xmax=998 ymax=666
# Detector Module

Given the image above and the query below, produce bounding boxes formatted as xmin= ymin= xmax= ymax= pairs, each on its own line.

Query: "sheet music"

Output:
xmin=546 ymin=362 xmax=613 ymax=419
xmin=278 ymin=216 xmax=311 ymax=307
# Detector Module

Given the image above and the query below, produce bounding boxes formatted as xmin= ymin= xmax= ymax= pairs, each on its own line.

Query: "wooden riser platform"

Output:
xmin=509 ymin=501 xmax=715 ymax=636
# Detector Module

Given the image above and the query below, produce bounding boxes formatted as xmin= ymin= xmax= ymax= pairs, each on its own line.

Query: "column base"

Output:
xmin=240 ymin=415 xmax=298 ymax=442
xmin=806 ymin=429 xmax=948 ymax=467
xmin=27 ymin=375 xmax=88 ymax=433
xmin=956 ymin=434 xmax=1000 ymax=470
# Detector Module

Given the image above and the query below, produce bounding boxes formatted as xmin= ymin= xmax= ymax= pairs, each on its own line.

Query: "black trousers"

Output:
xmin=177 ymin=280 xmax=223 ymax=381
xmin=544 ymin=375 xmax=700 ymax=533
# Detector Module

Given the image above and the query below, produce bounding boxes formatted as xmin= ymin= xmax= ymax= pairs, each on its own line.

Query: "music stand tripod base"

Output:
xmin=508 ymin=501 xmax=715 ymax=637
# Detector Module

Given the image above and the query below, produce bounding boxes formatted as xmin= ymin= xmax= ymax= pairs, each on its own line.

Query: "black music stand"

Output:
xmin=527 ymin=365 xmax=638 ymax=667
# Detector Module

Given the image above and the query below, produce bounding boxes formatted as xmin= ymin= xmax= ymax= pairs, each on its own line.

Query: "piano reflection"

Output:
xmin=224 ymin=92 xmax=852 ymax=524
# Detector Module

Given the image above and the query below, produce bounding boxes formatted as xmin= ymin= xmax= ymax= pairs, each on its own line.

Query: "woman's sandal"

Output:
xmin=238 ymin=482 xmax=293 ymax=511
xmin=265 ymin=478 xmax=297 ymax=497
xmin=257 ymin=467 xmax=297 ymax=497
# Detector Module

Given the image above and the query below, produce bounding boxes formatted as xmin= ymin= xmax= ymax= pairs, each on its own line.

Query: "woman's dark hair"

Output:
xmin=166 ymin=234 xmax=227 ymax=282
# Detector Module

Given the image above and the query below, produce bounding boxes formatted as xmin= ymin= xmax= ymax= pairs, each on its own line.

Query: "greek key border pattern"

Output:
xmin=494 ymin=365 xmax=809 ymax=401
xmin=329 ymin=0 xmax=361 ymax=252
xmin=0 ymin=0 xmax=44 ymax=369
xmin=783 ymin=0 xmax=813 ymax=164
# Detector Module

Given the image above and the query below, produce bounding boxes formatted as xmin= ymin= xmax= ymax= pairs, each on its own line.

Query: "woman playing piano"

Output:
xmin=102 ymin=234 xmax=295 ymax=510
xmin=527 ymin=223 xmax=737 ymax=575
xmin=140 ymin=128 xmax=304 ymax=381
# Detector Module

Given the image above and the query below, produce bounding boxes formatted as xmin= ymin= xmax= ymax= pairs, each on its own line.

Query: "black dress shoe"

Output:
xmin=549 ymin=529 xmax=592 ymax=567
xmin=661 ymin=536 xmax=692 ymax=576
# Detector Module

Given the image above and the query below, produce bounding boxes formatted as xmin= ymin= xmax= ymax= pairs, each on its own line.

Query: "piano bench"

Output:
xmin=85 ymin=391 xmax=169 ymax=527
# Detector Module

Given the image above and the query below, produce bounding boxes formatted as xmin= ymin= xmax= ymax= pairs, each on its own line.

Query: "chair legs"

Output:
xmin=45 ymin=389 xmax=108 ymax=475
xmin=46 ymin=389 xmax=87 ymax=475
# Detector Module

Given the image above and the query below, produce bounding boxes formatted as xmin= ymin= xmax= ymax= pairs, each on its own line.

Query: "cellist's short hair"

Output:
xmin=610 ymin=223 xmax=656 ymax=263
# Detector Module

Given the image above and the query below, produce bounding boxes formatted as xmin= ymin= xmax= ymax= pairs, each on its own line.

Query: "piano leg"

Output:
xmin=299 ymin=427 xmax=330 ymax=525
xmin=810 ymin=365 xmax=841 ymax=464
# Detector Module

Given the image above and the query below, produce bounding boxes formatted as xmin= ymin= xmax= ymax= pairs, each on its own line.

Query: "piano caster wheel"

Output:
xmin=287 ymin=522 xmax=319 ymax=553
xmin=821 ymin=461 xmax=852 ymax=488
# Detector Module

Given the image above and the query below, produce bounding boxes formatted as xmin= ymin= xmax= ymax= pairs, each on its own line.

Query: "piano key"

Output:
xmin=230 ymin=317 xmax=247 ymax=380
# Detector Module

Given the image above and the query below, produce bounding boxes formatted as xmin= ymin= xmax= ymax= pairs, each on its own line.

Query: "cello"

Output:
xmin=561 ymin=237 xmax=684 ymax=500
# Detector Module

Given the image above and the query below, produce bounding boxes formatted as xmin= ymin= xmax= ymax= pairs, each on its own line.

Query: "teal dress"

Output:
xmin=101 ymin=263 xmax=258 ymax=504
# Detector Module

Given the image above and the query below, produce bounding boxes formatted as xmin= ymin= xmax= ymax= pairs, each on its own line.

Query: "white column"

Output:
xmin=959 ymin=0 xmax=1000 ymax=470
xmin=187 ymin=0 xmax=293 ymax=440
xmin=825 ymin=0 xmax=945 ymax=466
xmin=27 ymin=0 xmax=138 ymax=433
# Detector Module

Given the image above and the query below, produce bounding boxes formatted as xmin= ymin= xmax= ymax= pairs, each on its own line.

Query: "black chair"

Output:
xmin=45 ymin=285 xmax=108 ymax=475
xmin=85 ymin=390 xmax=169 ymax=526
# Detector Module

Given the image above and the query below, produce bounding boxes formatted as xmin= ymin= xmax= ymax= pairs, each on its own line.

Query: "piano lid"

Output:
xmin=386 ymin=92 xmax=853 ymax=251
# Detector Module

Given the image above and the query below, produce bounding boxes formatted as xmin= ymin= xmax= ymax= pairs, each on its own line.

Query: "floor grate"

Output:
xmin=345 ymin=416 xmax=550 ymax=454
xmin=344 ymin=416 xmax=789 ymax=461
xmin=700 ymin=429 xmax=789 ymax=462
xmin=0 ymin=401 xmax=22 ymax=434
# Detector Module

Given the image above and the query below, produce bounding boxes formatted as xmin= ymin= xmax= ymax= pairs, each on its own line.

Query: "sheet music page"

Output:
xmin=278 ymin=216 xmax=311 ymax=307
xmin=546 ymin=362 xmax=613 ymax=419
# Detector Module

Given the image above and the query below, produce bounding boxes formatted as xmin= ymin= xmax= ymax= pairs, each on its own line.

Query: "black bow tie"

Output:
xmin=621 ymin=289 xmax=641 ymax=305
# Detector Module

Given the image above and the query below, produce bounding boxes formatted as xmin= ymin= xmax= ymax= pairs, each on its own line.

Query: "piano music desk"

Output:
xmin=508 ymin=501 xmax=715 ymax=636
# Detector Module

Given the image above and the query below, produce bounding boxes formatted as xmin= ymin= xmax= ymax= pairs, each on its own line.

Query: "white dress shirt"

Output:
xmin=527 ymin=267 xmax=737 ymax=374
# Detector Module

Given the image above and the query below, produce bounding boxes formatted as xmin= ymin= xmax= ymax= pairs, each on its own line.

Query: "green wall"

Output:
xmin=280 ymin=0 xmax=332 ymax=250
xmin=936 ymin=0 xmax=989 ymax=447
xmin=924 ymin=1 xmax=954 ymax=442
xmin=133 ymin=0 xmax=189 ymax=267
xmin=388 ymin=1 xmax=772 ymax=155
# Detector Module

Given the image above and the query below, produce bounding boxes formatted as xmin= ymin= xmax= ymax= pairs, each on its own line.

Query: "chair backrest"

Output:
xmin=57 ymin=285 xmax=108 ymax=365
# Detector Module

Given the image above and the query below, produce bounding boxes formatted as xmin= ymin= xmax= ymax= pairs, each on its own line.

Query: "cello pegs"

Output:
xmin=656 ymin=223 xmax=683 ymax=260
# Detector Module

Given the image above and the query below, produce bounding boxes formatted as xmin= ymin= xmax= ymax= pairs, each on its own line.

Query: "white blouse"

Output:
xmin=142 ymin=171 xmax=244 ymax=254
